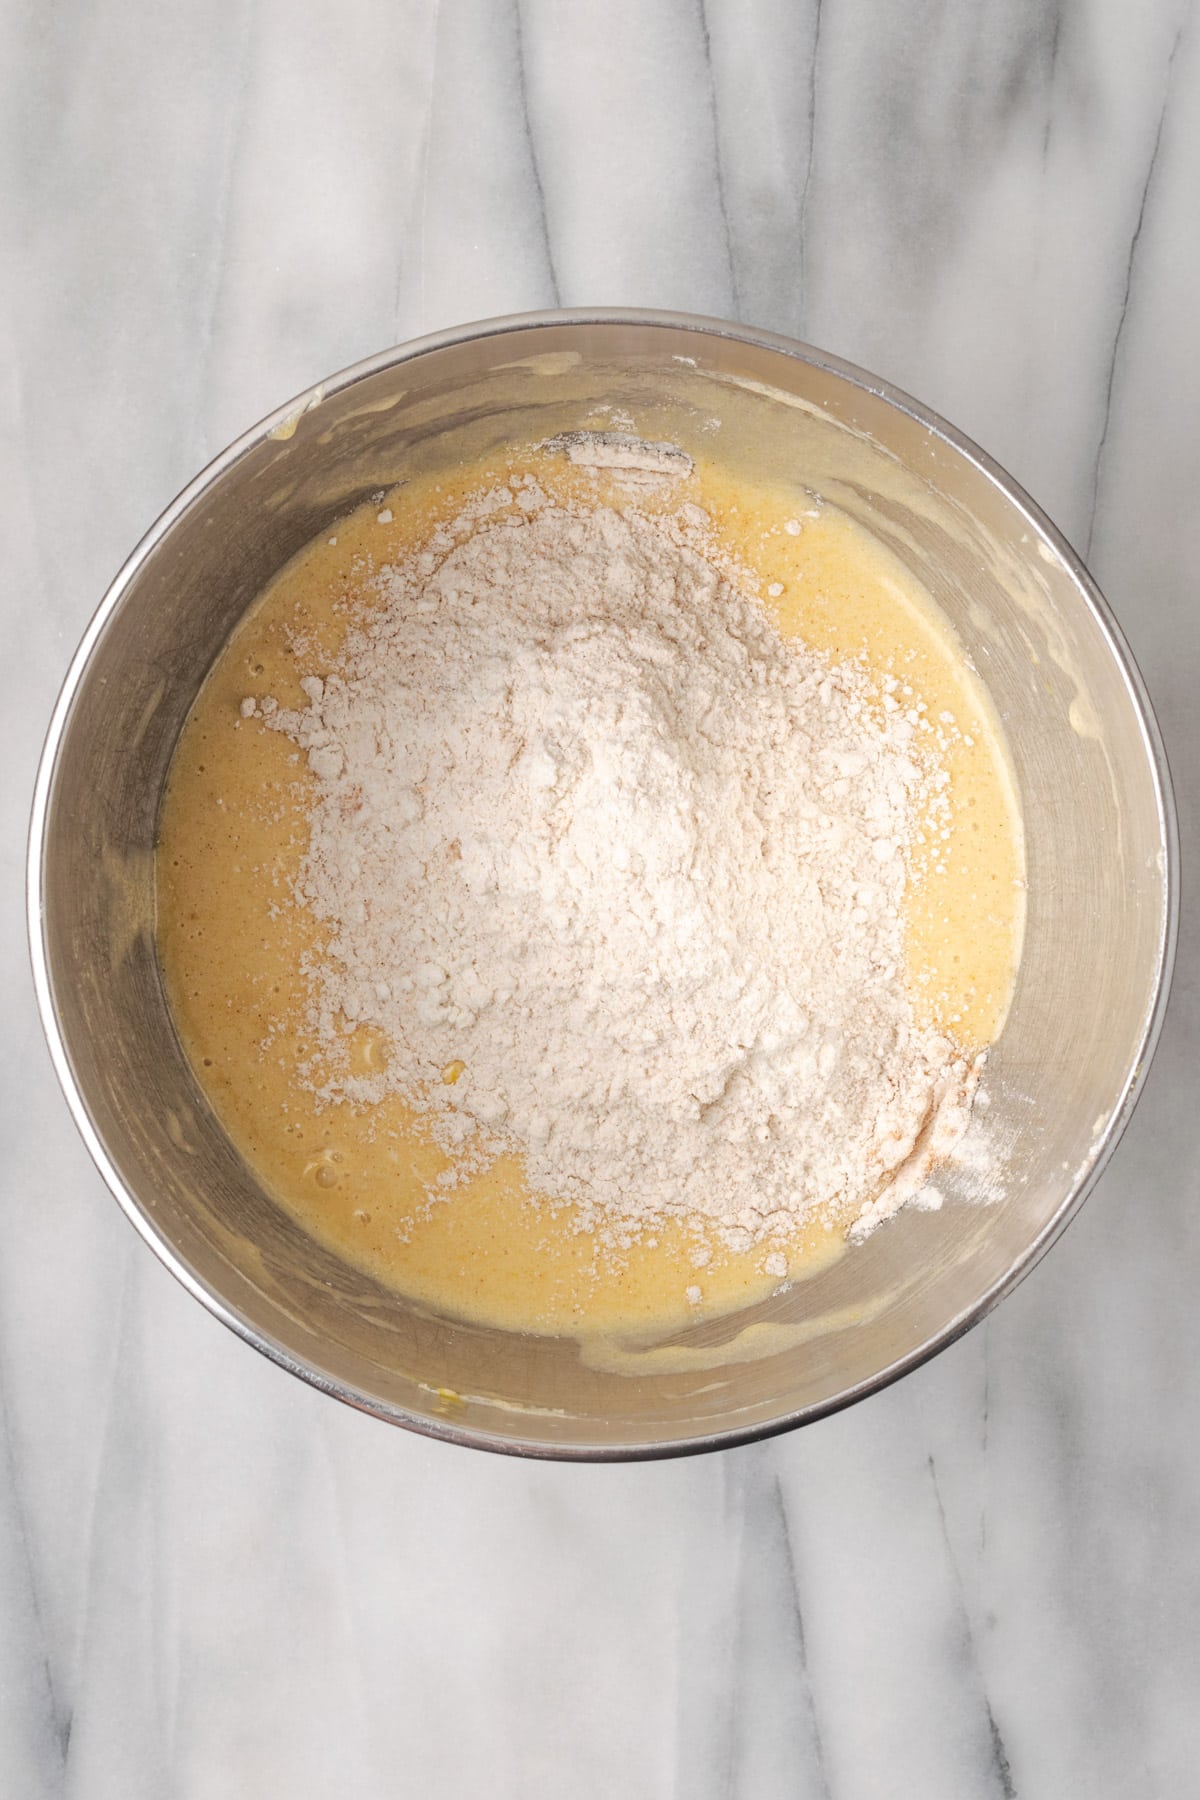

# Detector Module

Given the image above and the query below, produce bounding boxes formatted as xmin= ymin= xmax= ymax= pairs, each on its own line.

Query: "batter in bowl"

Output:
xmin=156 ymin=439 xmax=1023 ymax=1336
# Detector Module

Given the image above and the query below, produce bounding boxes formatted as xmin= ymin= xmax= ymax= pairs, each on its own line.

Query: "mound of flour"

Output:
xmin=250 ymin=485 xmax=979 ymax=1253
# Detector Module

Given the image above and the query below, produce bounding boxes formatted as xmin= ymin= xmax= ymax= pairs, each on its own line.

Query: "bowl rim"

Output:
xmin=27 ymin=306 xmax=1181 ymax=1459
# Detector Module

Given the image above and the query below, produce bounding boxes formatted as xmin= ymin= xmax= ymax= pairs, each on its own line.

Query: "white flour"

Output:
xmin=250 ymin=482 xmax=980 ymax=1255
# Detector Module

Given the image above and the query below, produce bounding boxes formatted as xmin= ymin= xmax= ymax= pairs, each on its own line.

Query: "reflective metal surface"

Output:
xmin=28 ymin=311 xmax=1178 ymax=1458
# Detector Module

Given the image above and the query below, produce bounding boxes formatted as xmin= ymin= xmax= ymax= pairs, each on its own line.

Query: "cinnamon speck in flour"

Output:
xmin=245 ymin=475 xmax=983 ymax=1258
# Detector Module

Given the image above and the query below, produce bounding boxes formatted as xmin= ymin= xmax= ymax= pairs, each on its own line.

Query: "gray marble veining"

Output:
xmin=3 ymin=2 xmax=1198 ymax=1794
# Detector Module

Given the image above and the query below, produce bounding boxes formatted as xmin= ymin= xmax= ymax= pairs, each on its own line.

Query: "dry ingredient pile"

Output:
xmin=244 ymin=479 xmax=980 ymax=1258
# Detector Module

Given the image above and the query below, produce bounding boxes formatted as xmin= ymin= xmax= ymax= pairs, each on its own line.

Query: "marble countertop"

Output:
xmin=3 ymin=2 xmax=1198 ymax=1793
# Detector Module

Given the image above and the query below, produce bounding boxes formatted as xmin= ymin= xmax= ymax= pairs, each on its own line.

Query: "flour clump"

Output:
xmin=251 ymin=484 xmax=978 ymax=1251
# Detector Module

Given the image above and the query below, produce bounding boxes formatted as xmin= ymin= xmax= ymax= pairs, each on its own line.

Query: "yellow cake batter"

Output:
xmin=156 ymin=448 xmax=1024 ymax=1337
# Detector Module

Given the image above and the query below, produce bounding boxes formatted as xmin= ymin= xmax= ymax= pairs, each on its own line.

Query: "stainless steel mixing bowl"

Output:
xmin=29 ymin=311 xmax=1177 ymax=1458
